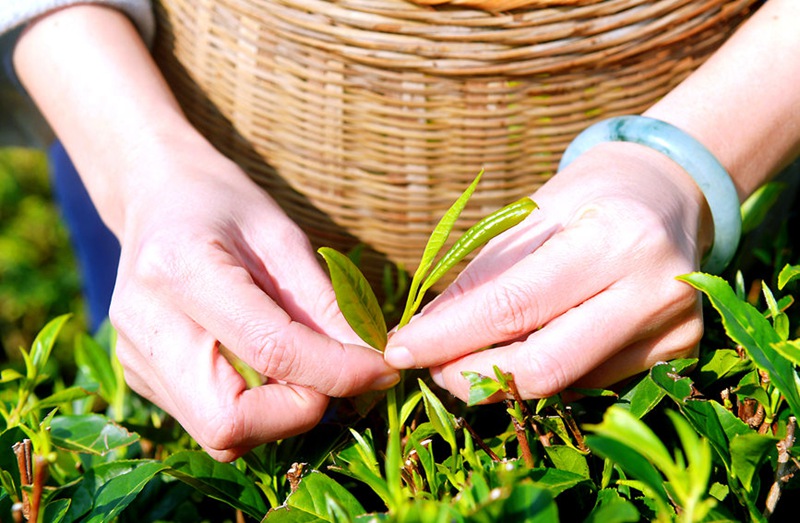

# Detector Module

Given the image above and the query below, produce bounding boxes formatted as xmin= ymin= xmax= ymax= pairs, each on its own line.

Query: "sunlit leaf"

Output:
xmin=740 ymin=181 xmax=785 ymax=233
xmin=772 ymin=340 xmax=800 ymax=367
xmin=583 ymin=489 xmax=640 ymax=523
xmin=264 ymin=471 xmax=365 ymax=522
xmin=75 ymin=332 xmax=118 ymax=403
xmin=29 ymin=385 xmax=95 ymax=414
xmin=80 ymin=461 xmax=168 ymax=523
xmin=584 ymin=407 xmax=670 ymax=502
xmin=778 ymin=264 xmax=800 ymax=290
xmin=401 ymin=171 xmax=483 ymax=327
xmin=469 ymin=482 xmax=558 ymax=523
xmin=679 ymin=273 xmax=800 ymax=417
xmin=319 ymin=247 xmax=387 ymax=351
xmin=463 ymin=371 xmax=504 ymax=406
xmin=50 ymin=414 xmax=138 ymax=455
xmin=418 ymin=380 xmax=457 ymax=452
xmin=729 ymin=432 xmax=777 ymax=495
xmin=164 ymin=450 xmax=268 ymax=519
xmin=29 ymin=314 xmax=70 ymax=377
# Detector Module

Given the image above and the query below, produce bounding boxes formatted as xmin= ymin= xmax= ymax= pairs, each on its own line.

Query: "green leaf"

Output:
xmin=543 ymin=446 xmax=590 ymax=478
xmin=615 ymin=360 xmax=694 ymax=419
xmin=679 ymin=273 xmax=800 ymax=417
xmin=463 ymin=371 xmax=504 ymax=406
xmin=526 ymin=468 xmax=591 ymax=496
xmin=694 ymin=349 xmax=752 ymax=389
xmin=584 ymin=407 xmax=670 ymax=501
xmin=650 ymin=363 xmax=751 ymax=471
xmin=42 ymin=498 xmax=71 ymax=523
xmin=740 ymin=181 xmax=785 ymax=233
xmin=778 ymin=264 xmax=800 ymax=290
xmin=418 ymin=379 xmax=457 ymax=452
xmin=772 ymin=340 xmax=800 ymax=367
xmin=401 ymin=171 xmax=484 ymax=327
xmin=416 ymin=197 xmax=537 ymax=303
xmin=583 ymin=489 xmax=640 ymax=523
xmin=29 ymin=314 xmax=70 ymax=376
xmin=265 ymin=471 xmax=365 ymax=522
xmin=469 ymin=482 xmax=558 ymax=523
xmin=28 ymin=385 xmax=95 ymax=414
xmin=74 ymin=332 xmax=118 ymax=403
xmin=399 ymin=389 xmax=423 ymax=427
xmin=50 ymin=414 xmax=138 ymax=455
xmin=318 ymin=247 xmax=387 ymax=351
xmin=0 ymin=368 xmax=23 ymax=383
xmin=80 ymin=461 xmax=168 ymax=523
xmin=729 ymin=432 xmax=778 ymax=495
xmin=164 ymin=450 xmax=268 ymax=519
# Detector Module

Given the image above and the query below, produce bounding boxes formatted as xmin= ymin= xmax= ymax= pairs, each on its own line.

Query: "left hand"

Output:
xmin=384 ymin=141 xmax=710 ymax=401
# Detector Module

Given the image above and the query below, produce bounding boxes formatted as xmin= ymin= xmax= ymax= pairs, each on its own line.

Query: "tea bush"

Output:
xmin=1 ymin=163 xmax=800 ymax=522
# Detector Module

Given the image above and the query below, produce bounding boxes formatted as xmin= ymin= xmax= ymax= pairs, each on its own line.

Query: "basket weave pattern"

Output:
xmin=153 ymin=0 xmax=756 ymax=284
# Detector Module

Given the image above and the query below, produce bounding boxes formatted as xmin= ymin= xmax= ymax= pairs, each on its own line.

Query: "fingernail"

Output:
xmin=371 ymin=372 xmax=401 ymax=391
xmin=430 ymin=367 xmax=445 ymax=389
xmin=385 ymin=346 xmax=415 ymax=369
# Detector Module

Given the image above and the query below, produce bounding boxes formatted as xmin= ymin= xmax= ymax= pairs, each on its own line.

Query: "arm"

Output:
xmin=385 ymin=0 xmax=800 ymax=400
xmin=14 ymin=4 xmax=399 ymax=461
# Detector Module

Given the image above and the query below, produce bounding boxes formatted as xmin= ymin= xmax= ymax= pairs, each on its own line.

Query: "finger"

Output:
xmin=243 ymin=223 xmax=364 ymax=344
xmin=112 ymin=302 xmax=330 ymax=461
xmin=386 ymin=211 xmax=623 ymax=369
xmin=132 ymin=240 xmax=399 ymax=396
xmin=427 ymin=280 xmax=700 ymax=402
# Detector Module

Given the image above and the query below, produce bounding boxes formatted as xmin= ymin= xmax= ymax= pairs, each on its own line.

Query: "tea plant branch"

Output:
xmin=504 ymin=399 xmax=535 ymax=468
xmin=13 ymin=439 xmax=32 ymax=521
xmin=455 ymin=417 xmax=500 ymax=462
xmin=763 ymin=415 xmax=797 ymax=520
xmin=552 ymin=399 xmax=587 ymax=452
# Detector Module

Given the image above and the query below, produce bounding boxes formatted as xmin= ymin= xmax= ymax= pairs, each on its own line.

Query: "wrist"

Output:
xmin=559 ymin=116 xmax=740 ymax=273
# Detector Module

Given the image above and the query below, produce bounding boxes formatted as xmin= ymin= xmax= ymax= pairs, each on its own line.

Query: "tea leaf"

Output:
xmin=30 ymin=314 xmax=70 ymax=377
xmin=583 ymin=489 xmax=640 ymax=523
xmin=468 ymin=482 xmax=557 ymax=523
xmin=584 ymin=407 xmax=670 ymax=501
xmin=462 ymin=371 xmax=504 ymax=406
xmin=78 ymin=461 xmax=168 ymax=523
xmin=418 ymin=379 xmax=457 ymax=453
xmin=50 ymin=414 xmax=138 ymax=455
xmin=778 ymin=263 xmax=800 ymax=290
xmin=319 ymin=247 xmax=387 ymax=351
xmin=679 ymin=272 xmax=800 ymax=417
xmin=417 ymin=197 xmax=537 ymax=302
xmin=772 ymin=340 xmax=800 ymax=367
xmin=264 ymin=471 xmax=365 ymax=522
xmin=30 ymin=385 xmax=95 ymax=414
xmin=650 ymin=362 xmax=750 ymax=471
xmin=729 ymin=432 xmax=777 ymax=495
xmin=164 ymin=450 xmax=268 ymax=518
xmin=740 ymin=181 xmax=785 ymax=233
xmin=401 ymin=171 xmax=484 ymax=327
xmin=75 ymin=332 xmax=118 ymax=404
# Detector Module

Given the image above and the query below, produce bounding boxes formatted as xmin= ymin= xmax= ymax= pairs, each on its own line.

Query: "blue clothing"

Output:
xmin=48 ymin=141 xmax=120 ymax=331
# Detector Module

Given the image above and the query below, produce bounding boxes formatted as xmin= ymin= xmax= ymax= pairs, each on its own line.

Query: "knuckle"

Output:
xmin=245 ymin=322 xmax=295 ymax=378
xmin=130 ymin=235 xmax=193 ymax=288
xmin=197 ymin=409 xmax=241 ymax=452
xmin=484 ymin=280 xmax=537 ymax=339
xmin=516 ymin=350 xmax=572 ymax=399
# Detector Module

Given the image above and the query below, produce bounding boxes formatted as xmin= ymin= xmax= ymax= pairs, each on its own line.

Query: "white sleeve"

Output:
xmin=0 ymin=0 xmax=155 ymax=45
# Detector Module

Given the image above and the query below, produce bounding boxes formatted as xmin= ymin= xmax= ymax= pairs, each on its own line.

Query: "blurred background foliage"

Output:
xmin=0 ymin=147 xmax=86 ymax=369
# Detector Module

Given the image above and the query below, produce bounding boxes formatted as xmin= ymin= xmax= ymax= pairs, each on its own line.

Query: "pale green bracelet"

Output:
xmin=558 ymin=115 xmax=741 ymax=274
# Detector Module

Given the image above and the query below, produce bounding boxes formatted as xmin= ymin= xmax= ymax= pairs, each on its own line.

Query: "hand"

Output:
xmin=384 ymin=142 xmax=710 ymax=401
xmin=110 ymin=146 xmax=399 ymax=461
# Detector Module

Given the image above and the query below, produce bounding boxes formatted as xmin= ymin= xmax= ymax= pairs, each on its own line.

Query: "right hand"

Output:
xmin=110 ymin=146 xmax=399 ymax=461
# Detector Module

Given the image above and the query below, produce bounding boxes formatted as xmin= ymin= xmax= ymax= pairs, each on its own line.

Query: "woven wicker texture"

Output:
xmin=153 ymin=0 xmax=757 ymax=286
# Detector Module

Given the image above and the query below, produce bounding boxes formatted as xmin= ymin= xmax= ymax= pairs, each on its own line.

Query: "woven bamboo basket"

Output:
xmin=152 ymin=0 xmax=757 ymax=286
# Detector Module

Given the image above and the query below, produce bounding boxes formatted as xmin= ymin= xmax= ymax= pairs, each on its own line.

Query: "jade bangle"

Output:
xmin=558 ymin=115 xmax=741 ymax=273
